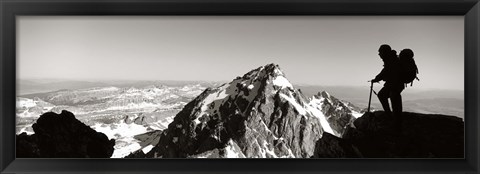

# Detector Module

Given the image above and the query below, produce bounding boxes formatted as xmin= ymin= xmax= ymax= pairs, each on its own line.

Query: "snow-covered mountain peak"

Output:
xmin=239 ymin=63 xmax=293 ymax=90
xmin=146 ymin=64 xmax=352 ymax=158
xmin=189 ymin=64 xmax=300 ymax=127
xmin=241 ymin=63 xmax=283 ymax=78
xmin=261 ymin=63 xmax=285 ymax=77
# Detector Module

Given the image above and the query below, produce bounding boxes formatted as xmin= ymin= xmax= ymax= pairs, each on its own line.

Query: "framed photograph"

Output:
xmin=1 ymin=0 xmax=479 ymax=173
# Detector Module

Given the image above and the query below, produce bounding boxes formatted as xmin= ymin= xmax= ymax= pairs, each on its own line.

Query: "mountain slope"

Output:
xmin=142 ymin=64 xmax=358 ymax=158
xmin=309 ymin=91 xmax=363 ymax=137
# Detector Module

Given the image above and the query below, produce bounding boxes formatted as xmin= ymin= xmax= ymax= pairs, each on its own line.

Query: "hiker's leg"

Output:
xmin=391 ymin=90 xmax=402 ymax=115
xmin=378 ymin=87 xmax=391 ymax=113
xmin=391 ymin=87 xmax=404 ymax=129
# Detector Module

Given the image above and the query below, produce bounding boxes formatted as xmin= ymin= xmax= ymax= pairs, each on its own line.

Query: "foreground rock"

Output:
xmin=16 ymin=110 xmax=115 ymax=158
xmin=312 ymin=111 xmax=464 ymax=158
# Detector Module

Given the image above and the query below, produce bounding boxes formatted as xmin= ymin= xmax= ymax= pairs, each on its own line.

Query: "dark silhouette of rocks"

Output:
xmin=16 ymin=110 xmax=115 ymax=158
xmin=16 ymin=133 xmax=41 ymax=158
xmin=312 ymin=111 xmax=464 ymax=158
xmin=124 ymin=149 xmax=148 ymax=158
xmin=311 ymin=132 xmax=362 ymax=158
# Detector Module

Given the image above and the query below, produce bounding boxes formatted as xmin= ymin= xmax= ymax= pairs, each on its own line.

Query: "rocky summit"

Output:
xmin=16 ymin=110 xmax=115 ymax=158
xmin=136 ymin=63 xmax=358 ymax=158
xmin=312 ymin=111 xmax=464 ymax=158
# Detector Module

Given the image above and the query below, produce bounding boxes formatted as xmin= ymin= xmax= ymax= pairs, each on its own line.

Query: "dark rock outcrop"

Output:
xmin=16 ymin=132 xmax=41 ymax=158
xmin=16 ymin=110 xmax=115 ymax=158
xmin=124 ymin=149 xmax=148 ymax=158
xmin=312 ymin=111 xmax=464 ymax=158
xmin=311 ymin=132 xmax=362 ymax=158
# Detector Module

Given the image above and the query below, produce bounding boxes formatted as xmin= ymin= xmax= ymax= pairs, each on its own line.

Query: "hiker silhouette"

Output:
xmin=371 ymin=44 xmax=405 ymax=127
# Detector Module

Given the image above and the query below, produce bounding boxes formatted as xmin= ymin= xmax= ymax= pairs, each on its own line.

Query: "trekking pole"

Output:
xmin=367 ymin=81 xmax=373 ymax=113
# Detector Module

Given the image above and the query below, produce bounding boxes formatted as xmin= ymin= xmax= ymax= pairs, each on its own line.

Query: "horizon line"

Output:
xmin=18 ymin=77 xmax=464 ymax=91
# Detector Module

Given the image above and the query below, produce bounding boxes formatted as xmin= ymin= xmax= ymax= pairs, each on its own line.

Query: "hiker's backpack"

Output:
xmin=399 ymin=49 xmax=419 ymax=86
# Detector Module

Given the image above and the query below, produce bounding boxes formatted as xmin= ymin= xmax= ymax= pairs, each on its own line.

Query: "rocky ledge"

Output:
xmin=312 ymin=111 xmax=464 ymax=158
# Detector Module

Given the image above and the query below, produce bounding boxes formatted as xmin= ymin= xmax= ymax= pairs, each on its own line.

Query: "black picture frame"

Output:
xmin=1 ymin=0 xmax=479 ymax=173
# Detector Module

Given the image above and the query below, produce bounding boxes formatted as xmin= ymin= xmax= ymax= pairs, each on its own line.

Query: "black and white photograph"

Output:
xmin=15 ymin=16 xmax=464 ymax=158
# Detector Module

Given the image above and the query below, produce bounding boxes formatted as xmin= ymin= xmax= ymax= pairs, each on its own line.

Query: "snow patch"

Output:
xmin=352 ymin=111 xmax=364 ymax=118
xmin=225 ymin=139 xmax=244 ymax=158
xmin=111 ymin=137 xmax=142 ymax=158
xmin=286 ymin=148 xmax=295 ymax=158
xmin=17 ymin=98 xmax=36 ymax=108
xmin=90 ymin=120 xmax=150 ymax=158
xmin=148 ymin=116 xmax=175 ymax=130
xmin=195 ymin=151 xmax=214 ymax=158
xmin=279 ymin=93 xmax=306 ymax=115
xmin=305 ymin=104 xmax=335 ymax=136
xmin=272 ymin=76 xmax=293 ymax=89
xmin=274 ymin=67 xmax=284 ymax=76
xmin=141 ymin=145 xmax=155 ymax=154
xmin=17 ymin=124 xmax=34 ymax=135
xmin=91 ymin=121 xmax=148 ymax=140
xmin=308 ymin=97 xmax=324 ymax=110
xmin=194 ymin=86 xmax=231 ymax=125
xmin=194 ymin=116 xmax=202 ymax=125
xmin=262 ymin=140 xmax=278 ymax=158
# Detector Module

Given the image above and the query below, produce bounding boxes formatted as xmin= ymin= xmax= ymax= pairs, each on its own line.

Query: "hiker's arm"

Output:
xmin=372 ymin=68 xmax=386 ymax=82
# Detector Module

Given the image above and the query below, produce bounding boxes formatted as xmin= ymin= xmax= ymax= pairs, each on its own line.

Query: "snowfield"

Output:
xmin=273 ymin=76 xmax=293 ymax=89
xmin=91 ymin=120 xmax=152 ymax=158
xmin=16 ymin=84 xmax=206 ymax=158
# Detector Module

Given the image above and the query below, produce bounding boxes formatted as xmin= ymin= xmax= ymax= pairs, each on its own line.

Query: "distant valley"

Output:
xmin=16 ymin=83 xmax=207 ymax=158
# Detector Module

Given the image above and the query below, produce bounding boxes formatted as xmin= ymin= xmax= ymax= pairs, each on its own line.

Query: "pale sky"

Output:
xmin=17 ymin=16 xmax=464 ymax=90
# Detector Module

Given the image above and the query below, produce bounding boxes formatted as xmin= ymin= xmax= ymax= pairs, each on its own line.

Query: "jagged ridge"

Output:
xmin=312 ymin=111 xmax=464 ymax=158
xmin=142 ymin=63 xmax=359 ymax=158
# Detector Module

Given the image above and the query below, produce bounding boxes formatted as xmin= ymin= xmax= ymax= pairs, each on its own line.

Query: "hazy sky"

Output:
xmin=17 ymin=16 xmax=464 ymax=90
